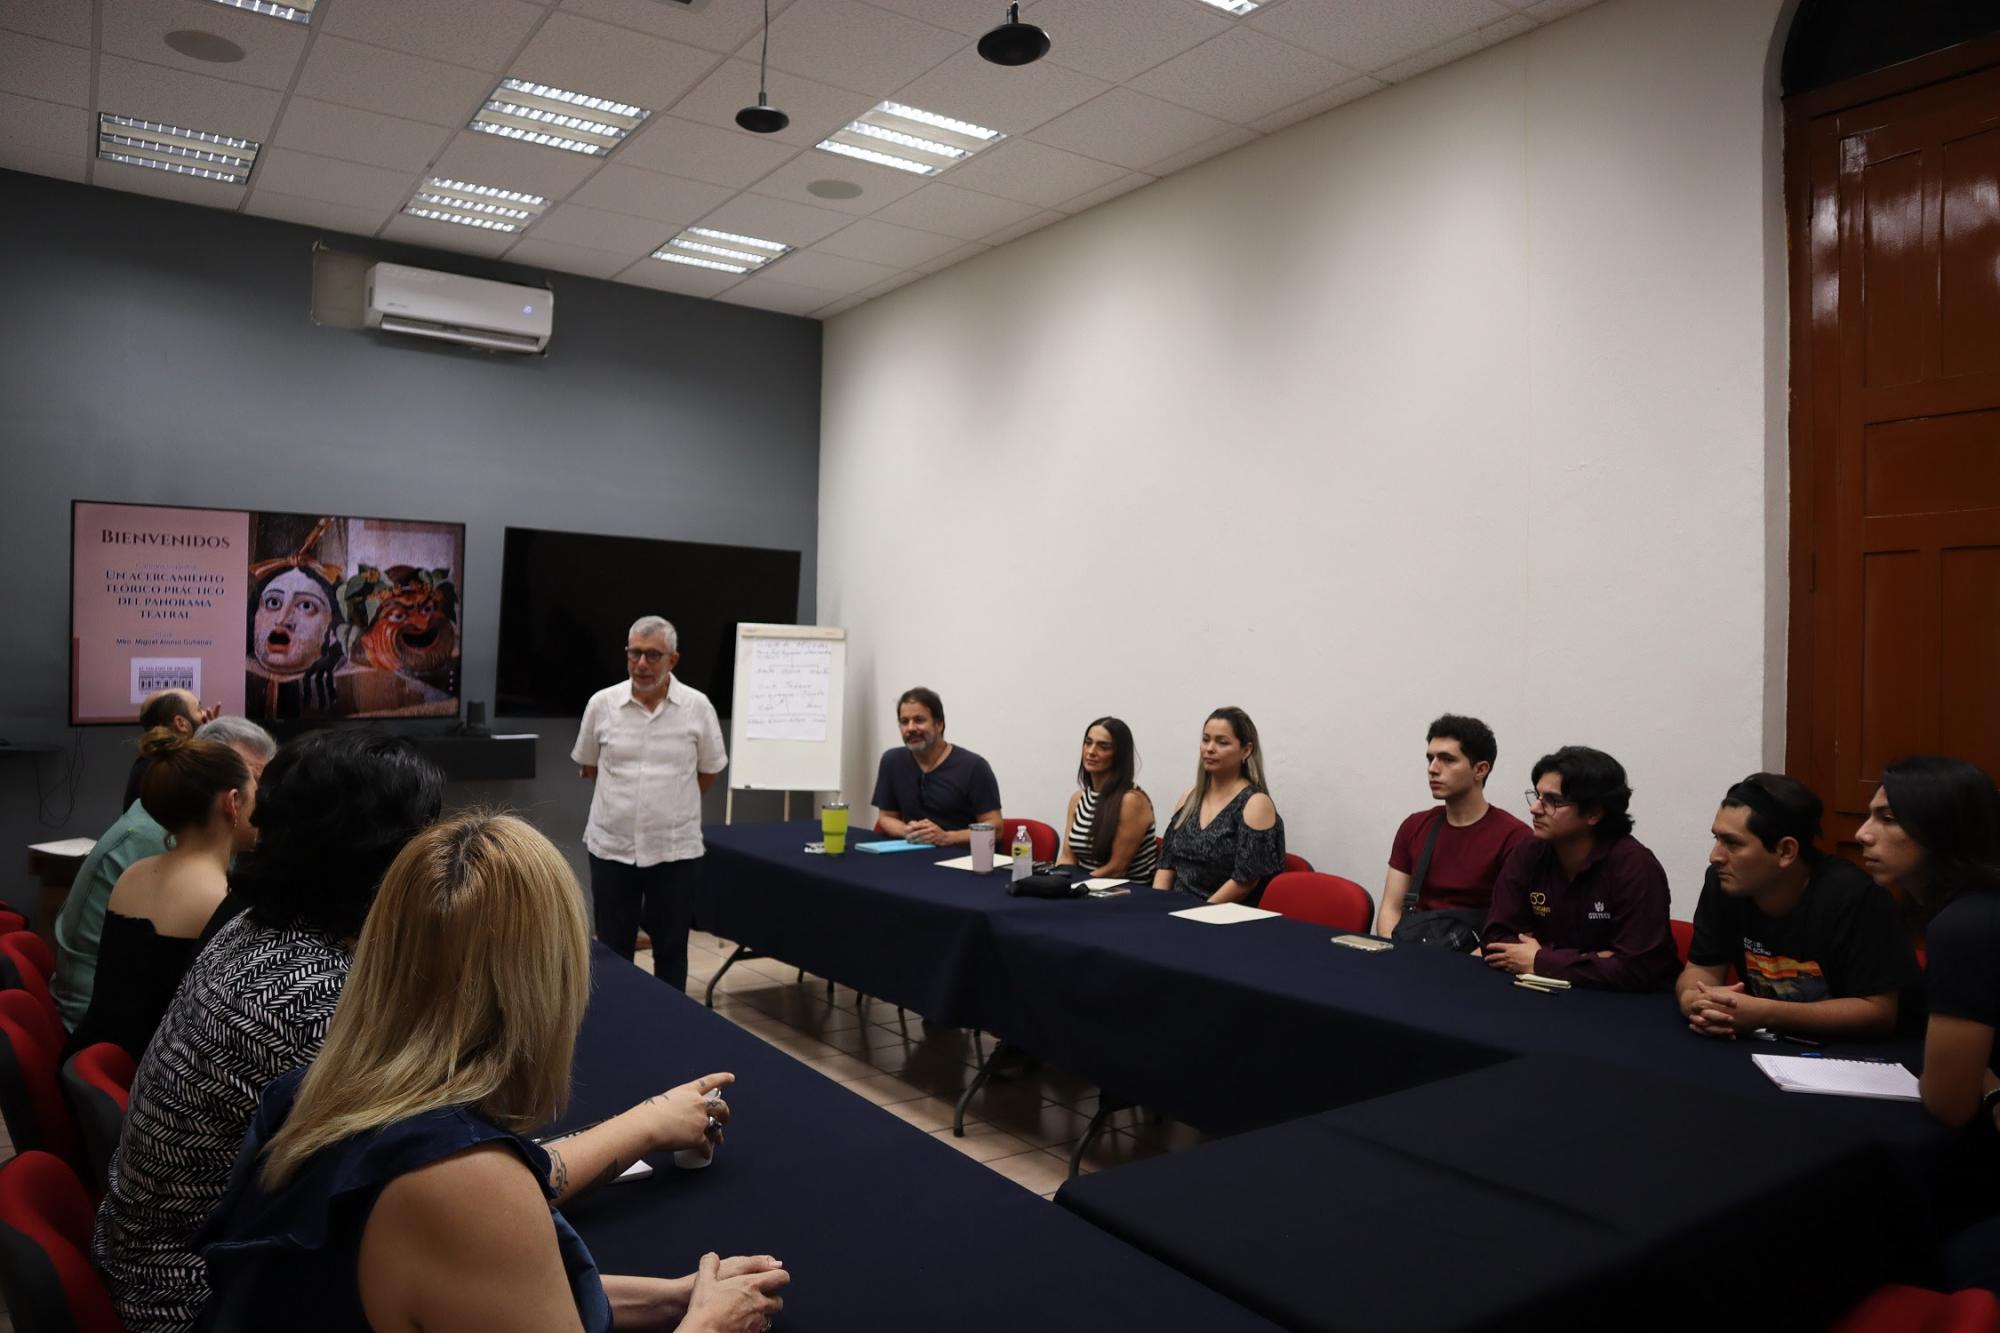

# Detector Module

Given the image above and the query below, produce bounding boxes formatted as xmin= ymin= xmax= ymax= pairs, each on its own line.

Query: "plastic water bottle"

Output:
xmin=1010 ymin=824 xmax=1033 ymax=881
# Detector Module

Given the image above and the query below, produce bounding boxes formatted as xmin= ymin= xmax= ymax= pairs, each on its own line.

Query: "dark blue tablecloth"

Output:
xmin=551 ymin=944 xmax=1281 ymax=1332
xmin=1056 ymin=1054 xmax=1928 ymax=1332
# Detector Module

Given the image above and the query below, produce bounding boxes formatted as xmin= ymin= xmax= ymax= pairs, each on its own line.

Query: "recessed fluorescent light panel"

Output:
xmin=651 ymin=226 xmax=791 ymax=275
xmin=402 ymin=178 xmax=549 ymax=233
xmin=470 ymin=79 xmax=650 ymax=156
xmin=815 ymin=101 xmax=1003 ymax=177
xmin=1191 ymin=0 xmax=1259 ymax=13
xmin=205 ymin=0 xmax=316 ymax=21
xmin=97 ymin=114 xmax=261 ymax=184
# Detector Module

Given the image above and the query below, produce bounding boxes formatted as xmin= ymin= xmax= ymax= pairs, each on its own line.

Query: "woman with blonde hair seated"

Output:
xmin=197 ymin=813 xmax=790 ymax=1332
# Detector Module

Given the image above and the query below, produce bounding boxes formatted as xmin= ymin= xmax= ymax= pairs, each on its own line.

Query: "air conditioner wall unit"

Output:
xmin=364 ymin=262 xmax=553 ymax=354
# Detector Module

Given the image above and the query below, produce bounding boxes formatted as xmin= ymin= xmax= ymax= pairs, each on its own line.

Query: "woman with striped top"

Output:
xmin=1058 ymin=716 xmax=1158 ymax=881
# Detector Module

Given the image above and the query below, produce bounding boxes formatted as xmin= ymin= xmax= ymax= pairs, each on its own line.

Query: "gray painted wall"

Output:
xmin=0 ymin=170 xmax=821 ymax=914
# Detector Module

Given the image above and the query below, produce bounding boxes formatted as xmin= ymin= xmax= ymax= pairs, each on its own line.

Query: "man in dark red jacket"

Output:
xmin=1480 ymin=745 xmax=1679 ymax=991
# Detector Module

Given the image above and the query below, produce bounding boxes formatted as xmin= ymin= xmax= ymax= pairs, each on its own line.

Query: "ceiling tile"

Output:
xmin=0 ymin=29 xmax=88 ymax=104
xmin=1246 ymin=0 xmax=1514 ymax=72
xmin=508 ymin=11 xmax=719 ymax=110
xmin=889 ymin=46 xmax=1110 ymax=138
xmin=749 ymin=149 xmax=926 ymax=217
xmin=914 ymin=240 xmax=988 ymax=273
xmin=1023 ymin=0 xmax=1230 ymax=84
xmin=1144 ymin=124 xmax=1258 ymax=175
xmin=0 ymin=88 xmax=86 ymax=156
xmin=379 ymin=211 xmax=522 ymax=257
xmin=1250 ymin=75 xmax=1382 ymax=133
xmin=868 ymin=182 xmax=1040 ymax=241
xmin=98 ymin=54 xmax=285 ymax=139
xmin=271 ymin=97 xmax=453 ymax=173
xmin=294 ymin=35 xmax=494 ymax=127
xmin=767 ymin=248 xmax=901 ymax=295
xmin=812 ymin=292 xmax=870 ymax=319
xmin=718 ymin=272 xmax=832 ymax=316
xmin=253 ymin=146 xmax=417 ymax=212
xmin=667 ymin=59 xmax=875 ymax=150
xmin=617 ymin=258 xmax=743 ymax=298
xmin=560 ymin=0 xmax=797 ymax=54
xmin=1056 ymin=169 xmax=1154 ymax=214
xmin=817 ymin=267 xmax=920 ymax=315
xmin=244 ymin=188 xmax=395 ymax=237
xmin=980 ymin=208 xmax=1063 ymax=247
xmin=427 ymin=128 xmax=602 ymax=197
xmin=694 ymin=191 xmax=857 ymax=248
xmin=616 ymin=115 xmax=799 ymax=189
xmin=1027 ymin=87 xmax=1231 ymax=173
xmin=101 ymin=0 xmax=309 ymax=90
xmin=1375 ymin=14 xmax=1533 ymax=82
xmin=322 ymin=0 xmax=547 ymax=73
xmin=95 ymin=154 xmax=248 ymax=208
xmin=1131 ymin=26 xmax=1356 ymax=124
xmin=856 ymin=0 xmax=996 ymax=37
xmin=0 ymin=143 xmax=85 ymax=181
xmin=740 ymin=0 xmax=965 ymax=97
xmin=566 ymin=162 xmax=732 ymax=224
xmin=1524 ymin=0 xmax=1601 ymax=19
xmin=503 ymin=235 xmax=635 ymax=278
xmin=529 ymin=201 xmax=672 ymax=255
xmin=937 ymin=136 xmax=1126 ymax=209
xmin=0 ymin=0 xmax=92 ymax=47
xmin=810 ymin=217 xmax=965 ymax=268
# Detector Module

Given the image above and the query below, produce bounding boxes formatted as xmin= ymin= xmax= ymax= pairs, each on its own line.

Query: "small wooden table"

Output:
xmin=25 ymin=838 xmax=94 ymax=951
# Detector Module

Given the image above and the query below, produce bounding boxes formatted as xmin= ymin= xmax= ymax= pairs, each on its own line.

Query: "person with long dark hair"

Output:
xmin=1056 ymin=717 xmax=1158 ymax=880
xmin=1152 ymin=708 xmax=1285 ymax=906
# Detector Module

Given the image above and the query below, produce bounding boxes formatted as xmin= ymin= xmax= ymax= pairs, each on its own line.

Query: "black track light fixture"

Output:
xmin=735 ymin=0 xmax=789 ymax=133
xmin=978 ymin=2 xmax=1050 ymax=66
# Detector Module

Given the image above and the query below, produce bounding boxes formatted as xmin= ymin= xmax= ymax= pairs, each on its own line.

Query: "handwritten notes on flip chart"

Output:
xmin=744 ymin=637 xmax=833 ymax=742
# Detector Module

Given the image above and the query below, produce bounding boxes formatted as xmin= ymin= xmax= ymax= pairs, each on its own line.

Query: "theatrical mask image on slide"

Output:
xmin=245 ymin=512 xmax=462 ymax=721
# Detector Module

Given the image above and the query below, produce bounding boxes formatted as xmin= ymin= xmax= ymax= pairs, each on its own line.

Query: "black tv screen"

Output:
xmin=495 ymin=526 xmax=801 ymax=718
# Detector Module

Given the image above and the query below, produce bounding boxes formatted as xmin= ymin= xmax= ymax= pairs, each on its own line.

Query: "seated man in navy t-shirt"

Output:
xmin=871 ymin=686 xmax=1003 ymax=848
xmin=1676 ymin=772 xmax=1917 ymax=1041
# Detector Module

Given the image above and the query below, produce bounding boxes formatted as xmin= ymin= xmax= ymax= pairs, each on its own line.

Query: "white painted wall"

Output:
xmin=817 ymin=0 xmax=1789 ymax=917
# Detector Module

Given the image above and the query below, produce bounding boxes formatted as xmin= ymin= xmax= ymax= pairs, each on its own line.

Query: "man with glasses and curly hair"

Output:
xmin=572 ymin=615 xmax=727 ymax=991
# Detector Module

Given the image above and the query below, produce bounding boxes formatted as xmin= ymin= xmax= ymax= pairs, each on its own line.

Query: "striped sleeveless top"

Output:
xmin=1069 ymin=784 xmax=1159 ymax=879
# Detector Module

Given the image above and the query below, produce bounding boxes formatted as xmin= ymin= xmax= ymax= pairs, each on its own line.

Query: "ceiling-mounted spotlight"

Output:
xmin=735 ymin=0 xmax=789 ymax=132
xmin=977 ymin=3 xmax=1050 ymax=66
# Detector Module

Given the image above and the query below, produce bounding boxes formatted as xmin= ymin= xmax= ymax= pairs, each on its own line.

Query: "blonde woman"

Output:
xmin=1152 ymin=707 xmax=1286 ymax=906
xmin=197 ymin=814 xmax=790 ymax=1333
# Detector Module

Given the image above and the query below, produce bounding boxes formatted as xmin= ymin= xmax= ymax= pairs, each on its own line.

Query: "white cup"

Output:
xmin=969 ymin=822 xmax=995 ymax=873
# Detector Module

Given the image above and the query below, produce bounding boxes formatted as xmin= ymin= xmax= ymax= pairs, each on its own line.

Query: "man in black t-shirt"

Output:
xmin=870 ymin=686 xmax=1003 ymax=848
xmin=1677 ymin=772 xmax=1917 ymax=1041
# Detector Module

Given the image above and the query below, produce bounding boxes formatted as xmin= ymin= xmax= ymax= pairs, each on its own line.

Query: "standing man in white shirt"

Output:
xmin=572 ymin=615 xmax=728 ymax=991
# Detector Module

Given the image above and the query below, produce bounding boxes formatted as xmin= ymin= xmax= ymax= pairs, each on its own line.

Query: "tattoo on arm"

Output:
xmin=547 ymin=1146 xmax=570 ymax=1195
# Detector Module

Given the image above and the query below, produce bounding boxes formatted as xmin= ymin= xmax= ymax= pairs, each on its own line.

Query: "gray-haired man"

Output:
xmin=572 ymin=615 xmax=727 ymax=991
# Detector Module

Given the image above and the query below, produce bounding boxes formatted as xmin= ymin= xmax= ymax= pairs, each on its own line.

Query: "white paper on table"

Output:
xmin=1750 ymin=1053 xmax=1922 ymax=1101
xmin=1079 ymin=878 xmax=1129 ymax=890
xmin=29 ymin=838 xmax=96 ymax=857
xmin=1170 ymin=902 xmax=1280 ymax=925
xmin=936 ymin=854 xmax=1013 ymax=871
xmin=743 ymin=639 xmax=833 ymax=742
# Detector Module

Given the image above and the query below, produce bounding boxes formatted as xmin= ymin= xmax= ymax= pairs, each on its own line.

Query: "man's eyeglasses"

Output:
xmin=1524 ymin=789 xmax=1574 ymax=811
xmin=625 ymin=648 xmax=667 ymax=664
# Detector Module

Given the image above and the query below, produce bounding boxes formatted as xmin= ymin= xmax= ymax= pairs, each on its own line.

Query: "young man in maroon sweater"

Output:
xmin=1480 ymin=745 xmax=1679 ymax=991
xmin=1374 ymin=714 xmax=1531 ymax=942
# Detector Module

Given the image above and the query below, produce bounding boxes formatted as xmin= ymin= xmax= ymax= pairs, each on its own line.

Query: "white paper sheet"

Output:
xmin=1079 ymin=878 xmax=1129 ymax=890
xmin=744 ymin=638 xmax=832 ymax=742
xmin=1750 ymin=1053 xmax=1921 ymax=1102
xmin=29 ymin=838 xmax=96 ymax=857
xmin=936 ymin=854 xmax=1013 ymax=871
xmin=1169 ymin=902 xmax=1280 ymax=925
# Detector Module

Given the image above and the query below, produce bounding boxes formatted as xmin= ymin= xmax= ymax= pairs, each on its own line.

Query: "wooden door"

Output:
xmin=1788 ymin=42 xmax=2000 ymax=850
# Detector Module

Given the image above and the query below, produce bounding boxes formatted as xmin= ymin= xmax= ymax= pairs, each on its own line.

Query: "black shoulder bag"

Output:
xmin=1389 ymin=813 xmax=1486 ymax=952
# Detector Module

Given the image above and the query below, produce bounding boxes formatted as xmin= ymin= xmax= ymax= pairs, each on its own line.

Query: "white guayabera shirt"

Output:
xmin=572 ymin=675 xmax=728 ymax=866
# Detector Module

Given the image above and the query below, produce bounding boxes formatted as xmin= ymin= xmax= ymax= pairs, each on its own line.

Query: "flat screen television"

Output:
xmin=495 ymin=526 xmax=801 ymax=718
xmin=71 ymin=500 xmax=466 ymax=725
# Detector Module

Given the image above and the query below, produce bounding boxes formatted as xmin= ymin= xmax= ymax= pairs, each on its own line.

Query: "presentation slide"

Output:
xmin=72 ymin=501 xmax=464 ymax=725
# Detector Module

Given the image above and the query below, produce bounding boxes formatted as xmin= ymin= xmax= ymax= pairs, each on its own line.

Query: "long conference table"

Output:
xmin=698 ymin=820 xmax=1965 ymax=1326
xmin=555 ymin=942 xmax=1281 ymax=1330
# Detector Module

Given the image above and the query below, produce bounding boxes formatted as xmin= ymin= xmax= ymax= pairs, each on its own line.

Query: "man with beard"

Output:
xmin=870 ymin=687 xmax=1003 ymax=848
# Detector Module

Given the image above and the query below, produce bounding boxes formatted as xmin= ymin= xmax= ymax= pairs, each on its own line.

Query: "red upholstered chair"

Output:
xmin=1263 ymin=872 xmax=1374 ymax=933
xmin=61 ymin=1044 xmax=135 ymax=1195
xmin=0 ymin=992 xmax=82 ymax=1173
xmin=1832 ymin=1285 xmax=2000 ymax=1332
xmin=0 ymin=1151 xmax=121 ymax=1333
xmin=1670 ymin=919 xmax=1695 ymax=964
xmin=1282 ymin=852 xmax=1314 ymax=875
xmin=0 ymin=931 xmax=55 ymax=986
xmin=0 ymin=910 xmax=27 ymax=937
xmin=1003 ymin=819 xmax=1061 ymax=862
xmin=0 ymin=935 xmax=64 ymax=1045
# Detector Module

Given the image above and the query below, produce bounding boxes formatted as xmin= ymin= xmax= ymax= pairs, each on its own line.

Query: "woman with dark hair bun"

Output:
xmin=66 ymin=728 xmax=257 ymax=1061
xmin=1057 ymin=717 xmax=1158 ymax=881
